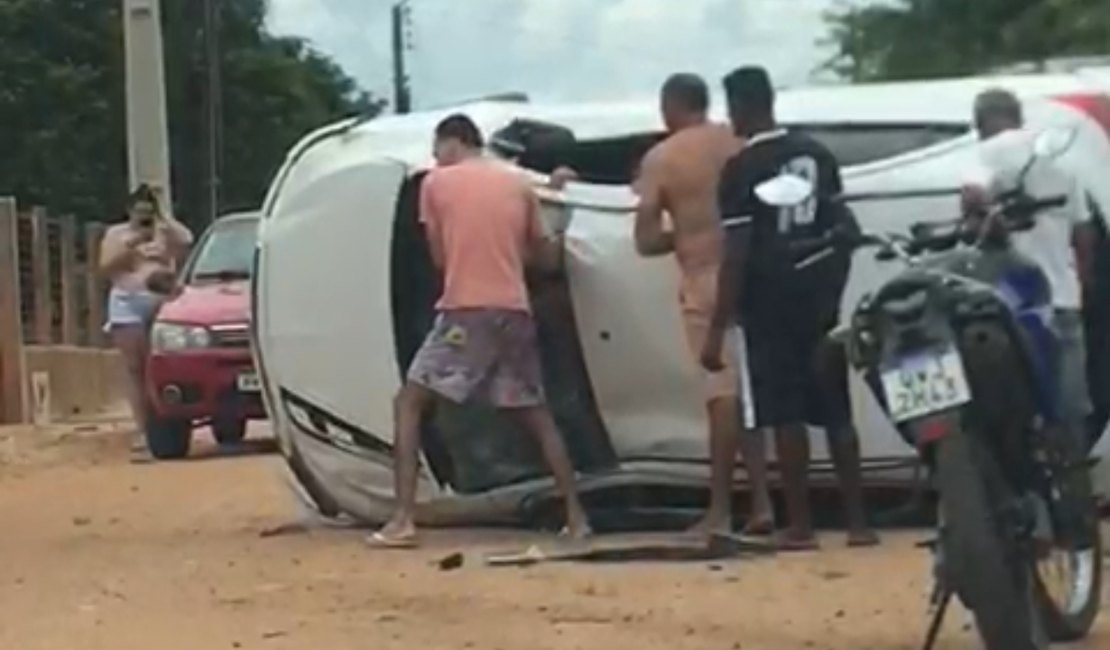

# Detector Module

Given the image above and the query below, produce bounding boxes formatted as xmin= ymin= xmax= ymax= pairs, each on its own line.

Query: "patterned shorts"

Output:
xmin=407 ymin=309 xmax=546 ymax=408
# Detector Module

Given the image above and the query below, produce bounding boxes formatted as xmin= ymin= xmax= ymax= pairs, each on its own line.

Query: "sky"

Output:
xmin=266 ymin=0 xmax=851 ymax=109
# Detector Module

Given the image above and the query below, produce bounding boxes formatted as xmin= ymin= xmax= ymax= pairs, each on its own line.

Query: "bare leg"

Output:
xmin=509 ymin=406 xmax=590 ymax=538
xmin=688 ymin=396 xmax=741 ymax=537
xmin=739 ymin=428 xmax=775 ymax=535
xmin=112 ymin=326 xmax=150 ymax=456
xmin=826 ymin=425 xmax=879 ymax=547
xmin=775 ymin=423 xmax=818 ymax=550
xmin=375 ymin=383 xmax=434 ymax=543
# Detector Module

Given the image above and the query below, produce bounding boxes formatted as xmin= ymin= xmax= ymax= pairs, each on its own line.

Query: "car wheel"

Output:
xmin=212 ymin=416 xmax=248 ymax=446
xmin=145 ymin=417 xmax=192 ymax=460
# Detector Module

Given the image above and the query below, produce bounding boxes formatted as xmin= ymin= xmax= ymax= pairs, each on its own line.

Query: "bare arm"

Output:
xmin=632 ymin=151 xmax=674 ymax=257
xmin=1069 ymin=183 xmax=1096 ymax=295
xmin=161 ymin=214 xmax=194 ymax=265
xmin=1074 ymin=224 xmax=1095 ymax=294
xmin=419 ymin=175 xmax=445 ymax=269
xmin=700 ymin=155 xmax=753 ymax=371
xmin=712 ymin=230 xmax=750 ymax=331
xmin=525 ymin=189 xmax=563 ymax=274
xmin=98 ymin=227 xmax=137 ymax=278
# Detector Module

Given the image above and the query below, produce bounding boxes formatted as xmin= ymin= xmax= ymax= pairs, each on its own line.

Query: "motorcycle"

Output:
xmin=757 ymin=127 xmax=1102 ymax=650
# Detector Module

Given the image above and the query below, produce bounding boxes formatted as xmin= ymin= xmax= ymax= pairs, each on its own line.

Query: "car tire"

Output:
xmin=212 ymin=416 xmax=248 ymax=446
xmin=146 ymin=417 xmax=192 ymax=460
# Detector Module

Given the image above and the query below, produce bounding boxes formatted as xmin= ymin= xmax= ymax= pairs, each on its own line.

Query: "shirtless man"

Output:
xmin=634 ymin=73 xmax=774 ymax=537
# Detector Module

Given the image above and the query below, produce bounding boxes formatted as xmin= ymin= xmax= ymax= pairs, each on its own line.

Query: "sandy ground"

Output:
xmin=1 ymin=422 xmax=1107 ymax=650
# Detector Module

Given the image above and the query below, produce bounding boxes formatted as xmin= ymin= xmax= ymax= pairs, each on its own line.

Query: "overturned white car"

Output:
xmin=252 ymin=70 xmax=1110 ymax=526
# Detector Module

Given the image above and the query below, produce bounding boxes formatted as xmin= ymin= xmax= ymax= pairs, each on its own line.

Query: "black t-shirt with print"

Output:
xmin=717 ymin=129 xmax=851 ymax=319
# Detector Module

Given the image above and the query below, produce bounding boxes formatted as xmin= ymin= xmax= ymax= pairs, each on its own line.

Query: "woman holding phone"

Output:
xmin=99 ymin=184 xmax=193 ymax=462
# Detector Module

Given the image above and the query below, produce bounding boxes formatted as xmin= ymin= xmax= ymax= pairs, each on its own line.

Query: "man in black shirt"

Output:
xmin=702 ymin=66 xmax=877 ymax=550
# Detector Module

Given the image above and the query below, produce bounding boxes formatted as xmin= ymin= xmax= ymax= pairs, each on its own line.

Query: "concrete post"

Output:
xmin=59 ymin=215 xmax=79 ymax=345
xmin=122 ymin=0 xmax=174 ymax=210
xmin=28 ymin=208 xmax=53 ymax=345
xmin=84 ymin=223 xmax=107 ymax=348
xmin=0 ymin=199 xmax=27 ymax=423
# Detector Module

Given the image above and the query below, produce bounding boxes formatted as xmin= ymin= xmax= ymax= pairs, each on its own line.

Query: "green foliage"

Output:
xmin=823 ymin=0 xmax=1110 ymax=82
xmin=0 ymin=0 xmax=383 ymax=228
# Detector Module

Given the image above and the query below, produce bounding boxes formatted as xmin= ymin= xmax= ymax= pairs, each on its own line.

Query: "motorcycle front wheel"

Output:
xmin=935 ymin=431 xmax=1046 ymax=650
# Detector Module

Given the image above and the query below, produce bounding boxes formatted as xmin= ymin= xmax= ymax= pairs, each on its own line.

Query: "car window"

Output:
xmin=792 ymin=124 xmax=970 ymax=167
xmin=187 ymin=218 xmax=259 ymax=282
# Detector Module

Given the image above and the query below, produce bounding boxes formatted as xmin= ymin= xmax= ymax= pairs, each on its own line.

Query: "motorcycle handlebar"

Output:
xmin=844 ymin=193 xmax=1068 ymax=259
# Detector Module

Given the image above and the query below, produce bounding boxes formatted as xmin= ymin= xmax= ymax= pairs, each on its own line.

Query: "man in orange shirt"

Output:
xmin=369 ymin=114 xmax=590 ymax=548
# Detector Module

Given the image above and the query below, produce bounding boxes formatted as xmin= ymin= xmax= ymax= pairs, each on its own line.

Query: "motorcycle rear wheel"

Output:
xmin=936 ymin=431 xmax=1046 ymax=650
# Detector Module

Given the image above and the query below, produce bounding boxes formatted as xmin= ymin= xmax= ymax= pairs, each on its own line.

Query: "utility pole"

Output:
xmin=122 ymin=0 xmax=174 ymax=211
xmin=391 ymin=1 xmax=413 ymax=114
xmin=203 ymin=0 xmax=223 ymax=222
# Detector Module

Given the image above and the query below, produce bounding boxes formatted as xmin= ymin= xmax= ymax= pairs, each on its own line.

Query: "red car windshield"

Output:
xmin=187 ymin=218 xmax=259 ymax=283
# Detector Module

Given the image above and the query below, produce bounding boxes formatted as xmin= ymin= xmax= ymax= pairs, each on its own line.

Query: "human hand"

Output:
xmin=960 ymin=184 xmax=991 ymax=216
xmin=548 ymin=166 xmax=578 ymax=190
xmin=700 ymin=331 xmax=725 ymax=373
xmin=145 ymin=269 xmax=178 ymax=296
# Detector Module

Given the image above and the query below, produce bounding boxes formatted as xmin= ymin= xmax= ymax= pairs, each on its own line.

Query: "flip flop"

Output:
xmin=847 ymin=531 xmax=881 ymax=548
xmin=773 ymin=532 xmax=821 ymax=553
xmin=558 ymin=526 xmax=593 ymax=543
xmin=740 ymin=518 xmax=775 ymax=537
xmin=365 ymin=531 xmax=418 ymax=549
xmin=129 ymin=448 xmax=155 ymax=465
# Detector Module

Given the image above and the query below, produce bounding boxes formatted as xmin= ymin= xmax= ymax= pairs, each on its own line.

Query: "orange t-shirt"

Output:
xmin=420 ymin=159 xmax=539 ymax=313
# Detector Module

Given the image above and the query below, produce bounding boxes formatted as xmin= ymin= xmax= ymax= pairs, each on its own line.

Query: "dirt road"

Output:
xmin=1 ymin=422 xmax=1106 ymax=650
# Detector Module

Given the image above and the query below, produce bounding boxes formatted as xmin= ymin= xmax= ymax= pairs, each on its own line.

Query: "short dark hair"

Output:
xmin=128 ymin=183 xmax=158 ymax=207
xmin=435 ymin=113 xmax=484 ymax=149
xmin=662 ymin=73 xmax=709 ymax=113
xmin=723 ymin=66 xmax=774 ymax=115
xmin=974 ymin=88 xmax=1023 ymax=127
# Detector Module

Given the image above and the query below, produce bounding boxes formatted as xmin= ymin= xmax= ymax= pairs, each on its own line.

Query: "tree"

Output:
xmin=163 ymin=0 xmax=384 ymax=222
xmin=823 ymin=0 xmax=1110 ymax=82
xmin=0 ymin=0 xmax=384 ymax=229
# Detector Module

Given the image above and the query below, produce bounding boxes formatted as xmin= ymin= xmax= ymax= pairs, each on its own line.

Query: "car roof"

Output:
xmin=262 ymin=69 xmax=1110 ymax=218
xmin=353 ymin=70 xmax=1103 ymax=143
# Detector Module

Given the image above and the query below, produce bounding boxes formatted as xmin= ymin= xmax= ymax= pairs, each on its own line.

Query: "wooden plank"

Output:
xmin=0 ymin=198 xmax=27 ymax=423
xmin=59 ymin=215 xmax=79 ymax=345
xmin=28 ymin=207 xmax=53 ymax=344
xmin=483 ymin=533 xmax=775 ymax=567
xmin=84 ymin=223 xmax=107 ymax=347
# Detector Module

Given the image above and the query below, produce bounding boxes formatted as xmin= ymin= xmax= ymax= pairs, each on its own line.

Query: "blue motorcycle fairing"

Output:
xmin=996 ymin=265 xmax=1059 ymax=424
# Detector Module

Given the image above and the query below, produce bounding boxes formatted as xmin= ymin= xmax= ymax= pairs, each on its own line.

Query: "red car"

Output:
xmin=144 ymin=211 xmax=263 ymax=459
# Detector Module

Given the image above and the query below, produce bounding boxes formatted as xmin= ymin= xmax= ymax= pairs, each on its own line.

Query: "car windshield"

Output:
xmin=187 ymin=218 xmax=259 ymax=283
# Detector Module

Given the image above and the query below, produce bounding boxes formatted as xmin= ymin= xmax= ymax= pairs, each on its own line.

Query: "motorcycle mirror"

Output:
xmin=875 ymin=248 xmax=898 ymax=262
xmin=1032 ymin=125 xmax=1076 ymax=161
xmin=754 ymin=173 xmax=813 ymax=207
xmin=827 ymin=324 xmax=851 ymax=346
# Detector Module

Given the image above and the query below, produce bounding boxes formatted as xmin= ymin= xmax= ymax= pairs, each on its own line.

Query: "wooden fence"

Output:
xmin=0 ymin=196 xmax=110 ymax=424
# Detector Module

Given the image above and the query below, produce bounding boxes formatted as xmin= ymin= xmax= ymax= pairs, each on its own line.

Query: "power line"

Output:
xmin=203 ymin=0 xmax=223 ymax=222
xmin=391 ymin=0 xmax=413 ymax=114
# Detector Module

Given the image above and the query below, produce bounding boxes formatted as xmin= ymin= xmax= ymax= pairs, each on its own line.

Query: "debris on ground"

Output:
xmin=436 ymin=552 xmax=465 ymax=571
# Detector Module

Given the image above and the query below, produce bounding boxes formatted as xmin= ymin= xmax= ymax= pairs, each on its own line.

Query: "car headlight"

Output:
xmin=151 ymin=323 xmax=212 ymax=352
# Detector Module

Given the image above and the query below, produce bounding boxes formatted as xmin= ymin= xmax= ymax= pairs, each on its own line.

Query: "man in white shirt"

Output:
xmin=963 ymin=88 xmax=1096 ymax=451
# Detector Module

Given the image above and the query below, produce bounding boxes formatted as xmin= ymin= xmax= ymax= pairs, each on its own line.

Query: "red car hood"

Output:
xmin=157 ymin=280 xmax=250 ymax=325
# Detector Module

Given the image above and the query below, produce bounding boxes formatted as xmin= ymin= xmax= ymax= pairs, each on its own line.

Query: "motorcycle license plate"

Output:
xmin=236 ymin=372 xmax=261 ymax=393
xmin=880 ymin=348 xmax=971 ymax=423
